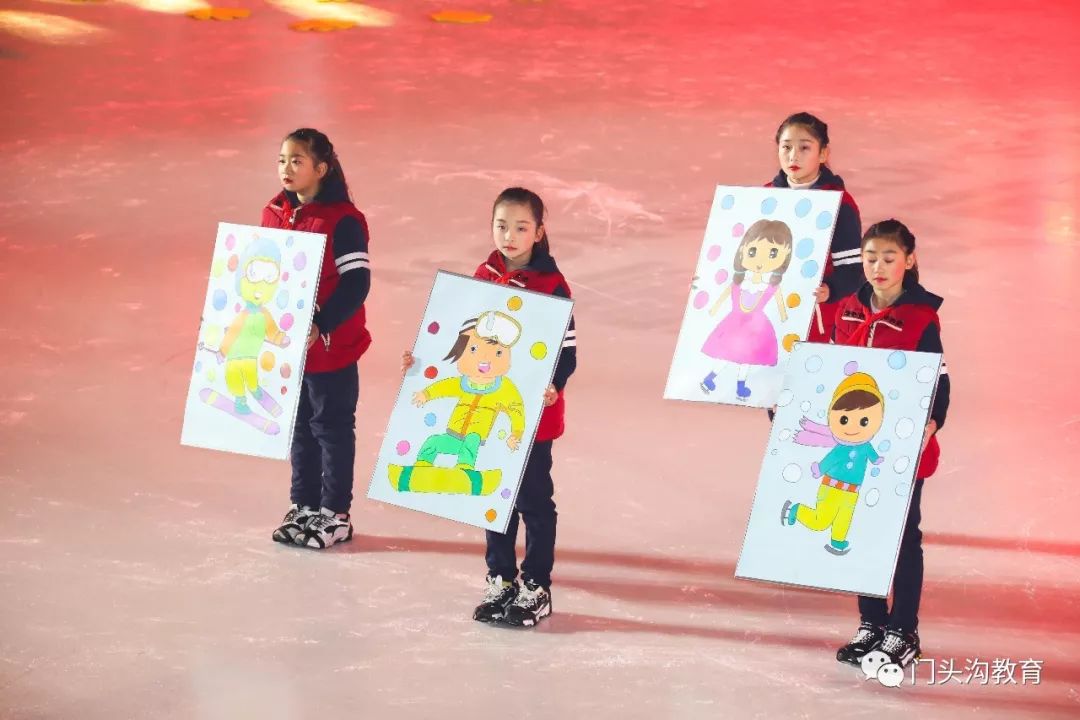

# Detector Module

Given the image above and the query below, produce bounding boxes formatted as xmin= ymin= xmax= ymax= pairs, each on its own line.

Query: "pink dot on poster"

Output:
xmin=715 ymin=269 xmax=729 ymax=285
xmin=706 ymin=245 xmax=722 ymax=261
xmin=234 ymin=302 xmax=241 ymax=312
xmin=395 ymin=440 xmax=410 ymax=456
xmin=428 ymin=322 xmax=440 ymax=334
xmin=281 ymin=363 xmax=292 ymax=379
xmin=424 ymin=366 xmax=438 ymax=379
xmin=282 ymin=272 xmax=289 ymax=282
xmin=692 ymin=291 xmax=709 ymax=309
xmin=501 ymin=488 xmax=511 ymax=499
xmin=293 ymin=252 xmax=307 ymax=271
xmin=281 ymin=386 xmax=287 ymax=395
xmin=280 ymin=313 xmax=294 ymax=330
xmin=732 ymin=223 xmax=745 ymax=238
xmin=844 ymin=361 xmax=859 ymax=375
xmin=225 ymin=234 xmax=236 ymax=250
xmin=227 ymin=255 xmax=238 ymax=272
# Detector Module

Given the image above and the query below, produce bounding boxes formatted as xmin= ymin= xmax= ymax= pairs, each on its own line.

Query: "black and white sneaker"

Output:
xmin=272 ymin=504 xmax=317 ymax=545
xmin=501 ymin=580 xmax=552 ymax=627
xmin=473 ymin=575 xmax=519 ymax=623
xmin=878 ymin=629 xmax=921 ymax=669
xmin=836 ymin=622 xmax=885 ymax=666
xmin=297 ymin=508 xmax=353 ymax=549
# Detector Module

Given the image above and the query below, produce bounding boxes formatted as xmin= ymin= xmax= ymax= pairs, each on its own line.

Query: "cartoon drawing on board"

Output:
xmin=388 ymin=310 xmax=526 ymax=496
xmin=779 ymin=372 xmax=886 ymax=556
xmin=198 ymin=237 xmax=290 ymax=434
xmin=700 ymin=219 xmax=793 ymax=401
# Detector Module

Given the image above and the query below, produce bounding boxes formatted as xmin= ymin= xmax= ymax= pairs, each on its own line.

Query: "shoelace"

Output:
xmin=852 ymin=626 xmax=878 ymax=644
xmin=512 ymin=585 xmax=544 ymax=609
xmin=307 ymin=514 xmax=337 ymax=532
xmin=483 ymin=578 xmax=509 ymax=602
xmin=880 ymin=632 xmax=906 ymax=654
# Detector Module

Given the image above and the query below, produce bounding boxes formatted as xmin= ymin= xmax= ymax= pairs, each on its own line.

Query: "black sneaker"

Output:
xmin=501 ymin=580 xmax=552 ymax=628
xmin=297 ymin=508 xmax=353 ymax=549
xmin=272 ymin=504 xmax=317 ymax=544
xmin=836 ymin=622 xmax=885 ymax=666
xmin=473 ymin=575 xmax=519 ymax=623
xmin=878 ymin=629 xmax=921 ymax=669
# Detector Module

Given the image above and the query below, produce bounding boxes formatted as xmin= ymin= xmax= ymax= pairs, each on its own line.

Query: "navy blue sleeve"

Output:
xmin=918 ymin=321 xmax=950 ymax=430
xmin=549 ymin=282 xmax=577 ymax=391
xmin=312 ymin=216 xmax=370 ymax=335
xmin=823 ymin=200 xmax=863 ymax=301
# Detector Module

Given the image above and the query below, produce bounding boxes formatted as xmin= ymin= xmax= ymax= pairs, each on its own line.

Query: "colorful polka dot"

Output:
xmin=530 ymin=342 xmax=548 ymax=360
xmin=692 ymin=290 xmax=709 ymax=310
xmin=782 ymin=333 xmax=800 ymax=352
xmin=720 ymin=194 xmax=735 ymax=209
xmin=424 ymin=366 xmax=438 ymax=379
xmin=760 ymin=197 xmax=778 ymax=215
xmin=732 ymin=223 xmax=745 ymax=238
xmin=395 ymin=440 xmax=410 ymax=456
xmin=714 ymin=269 xmax=729 ymax=285
xmin=485 ymin=509 xmax=498 ymax=523
xmin=786 ymin=293 xmax=801 ymax=308
xmin=507 ymin=296 xmax=523 ymax=311
xmin=428 ymin=321 xmax=440 ymax=334
xmin=794 ymin=198 xmax=812 ymax=218
xmin=707 ymin=245 xmax=723 ymax=262
xmin=260 ymin=351 xmax=276 ymax=371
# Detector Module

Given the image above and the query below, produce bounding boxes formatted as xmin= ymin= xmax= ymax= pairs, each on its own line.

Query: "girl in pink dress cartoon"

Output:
xmin=701 ymin=219 xmax=793 ymax=400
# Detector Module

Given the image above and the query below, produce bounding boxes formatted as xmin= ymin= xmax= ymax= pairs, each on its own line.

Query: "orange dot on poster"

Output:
xmin=485 ymin=509 xmax=497 ymax=523
xmin=260 ymin=351 xmax=276 ymax=371
xmin=227 ymin=255 xmax=238 ymax=272
xmin=507 ymin=296 xmax=523 ymax=311
xmin=431 ymin=10 xmax=493 ymax=24
xmin=782 ymin=333 xmax=799 ymax=352
xmin=787 ymin=293 xmax=801 ymax=308
xmin=424 ymin=366 xmax=438 ymax=379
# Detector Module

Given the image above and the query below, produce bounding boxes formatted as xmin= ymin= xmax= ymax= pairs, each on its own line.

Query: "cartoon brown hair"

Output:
xmin=733 ymin=219 xmax=794 ymax=287
xmin=831 ymin=389 xmax=882 ymax=412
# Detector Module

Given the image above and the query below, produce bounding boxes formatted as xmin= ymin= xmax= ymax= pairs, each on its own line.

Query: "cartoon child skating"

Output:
xmin=201 ymin=238 xmax=290 ymax=432
xmin=781 ymin=372 xmax=886 ymax=555
xmin=700 ymin=219 xmax=793 ymax=400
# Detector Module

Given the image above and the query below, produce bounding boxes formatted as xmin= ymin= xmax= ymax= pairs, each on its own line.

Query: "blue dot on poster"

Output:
xmin=880 ymin=439 xmax=892 ymax=452
xmin=721 ymin=194 xmax=735 ymax=209
xmin=795 ymin=237 xmax=815 ymax=259
xmin=286 ymin=236 xmax=294 ymax=248
xmin=212 ymin=289 xmax=227 ymax=311
xmin=816 ymin=384 xmax=825 ymax=393
xmin=761 ymin=197 xmax=778 ymax=215
xmin=801 ymin=259 xmax=819 ymax=278
xmin=424 ymin=412 xmax=437 ymax=427
xmin=195 ymin=360 xmax=202 ymax=372
xmin=889 ymin=389 xmax=900 ymax=400
xmin=871 ymin=467 xmax=881 ymax=478
xmin=297 ymin=299 xmax=305 ymax=310
xmin=816 ymin=211 xmax=834 ymax=229
xmin=888 ymin=351 xmax=907 ymax=370
xmin=795 ymin=198 xmax=812 ymax=217
xmin=276 ymin=289 xmax=290 ymax=310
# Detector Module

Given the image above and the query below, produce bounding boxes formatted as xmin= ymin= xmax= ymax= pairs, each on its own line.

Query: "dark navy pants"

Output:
xmin=485 ymin=441 xmax=557 ymax=588
xmin=290 ymin=363 xmax=359 ymax=515
xmin=859 ymin=479 xmax=925 ymax=633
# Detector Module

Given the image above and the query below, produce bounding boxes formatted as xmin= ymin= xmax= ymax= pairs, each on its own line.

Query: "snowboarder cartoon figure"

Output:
xmin=700 ymin=219 xmax=793 ymax=400
xmin=780 ymin=372 xmax=886 ymax=555
xmin=199 ymin=237 xmax=290 ymax=434
xmin=388 ymin=311 xmax=526 ymax=496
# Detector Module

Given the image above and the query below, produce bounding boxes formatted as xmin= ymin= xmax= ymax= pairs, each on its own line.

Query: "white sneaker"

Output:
xmin=297 ymin=507 xmax=353 ymax=549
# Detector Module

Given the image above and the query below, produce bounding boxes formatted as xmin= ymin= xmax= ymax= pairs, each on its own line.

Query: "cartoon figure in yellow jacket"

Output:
xmin=411 ymin=311 xmax=526 ymax=470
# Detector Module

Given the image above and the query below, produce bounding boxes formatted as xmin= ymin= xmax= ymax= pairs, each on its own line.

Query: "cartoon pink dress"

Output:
xmin=701 ymin=281 xmax=779 ymax=367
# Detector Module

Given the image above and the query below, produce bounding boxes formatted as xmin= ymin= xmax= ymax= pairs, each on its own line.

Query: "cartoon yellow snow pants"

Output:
xmin=796 ymin=483 xmax=859 ymax=543
xmin=225 ymin=357 xmax=259 ymax=397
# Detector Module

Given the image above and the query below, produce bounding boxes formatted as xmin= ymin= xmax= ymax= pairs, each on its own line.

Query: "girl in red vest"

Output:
xmin=402 ymin=187 xmax=577 ymax=627
xmin=264 ymin=129 xmax=372 ymax=550
xmin=831 ymin=219 xmax=951 ymax=670
xmin=767 ymin=113 xmax=863 ymax=342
